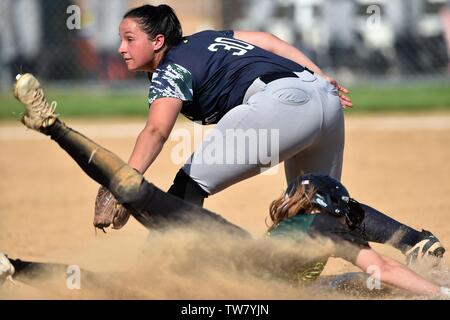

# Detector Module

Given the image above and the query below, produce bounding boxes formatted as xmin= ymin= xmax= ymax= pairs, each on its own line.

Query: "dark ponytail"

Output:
xmin=124 ymin=4 xmax=183 ymax=48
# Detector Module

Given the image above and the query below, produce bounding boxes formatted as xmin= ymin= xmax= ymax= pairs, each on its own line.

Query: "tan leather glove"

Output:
xmin=94 ymin=185 xmax=131 ymax=232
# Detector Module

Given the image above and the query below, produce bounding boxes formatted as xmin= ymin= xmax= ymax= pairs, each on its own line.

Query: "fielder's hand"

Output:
xmin=322 ymin=74 xmax=353 ymax=109
xmin=94 ymin=185 xmax=131 ymax=232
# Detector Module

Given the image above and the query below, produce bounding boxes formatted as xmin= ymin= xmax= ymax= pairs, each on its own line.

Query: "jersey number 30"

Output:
xmin=208 ymin=37 xmax=254 ymax=56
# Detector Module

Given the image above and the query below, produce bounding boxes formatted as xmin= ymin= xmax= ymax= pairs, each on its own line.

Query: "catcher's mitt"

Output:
xmin=94 ymin=186 xmax=131 ymax=232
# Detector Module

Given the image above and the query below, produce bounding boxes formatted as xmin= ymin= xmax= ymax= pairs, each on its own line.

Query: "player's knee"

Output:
xmin=108 ymin=165 xmax=146 ymax=206
xmin=167 ymin=169 xmax=209 ymax=207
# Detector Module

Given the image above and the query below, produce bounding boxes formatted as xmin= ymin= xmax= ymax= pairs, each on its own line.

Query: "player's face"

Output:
xmin=118 ymin=18 xmax=157 ymax=72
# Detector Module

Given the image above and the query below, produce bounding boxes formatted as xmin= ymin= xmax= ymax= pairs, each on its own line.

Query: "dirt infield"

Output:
xmin=1 ymin=113 xmax=450 ymax=299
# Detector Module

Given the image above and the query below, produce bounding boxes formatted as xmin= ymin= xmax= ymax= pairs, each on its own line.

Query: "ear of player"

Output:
xmin=14 ymin=73 xmax=58 ymax=130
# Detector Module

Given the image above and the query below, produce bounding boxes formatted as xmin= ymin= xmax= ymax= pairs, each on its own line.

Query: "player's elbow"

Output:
xmin=355 ymin=248 xmax=394 ymax=280
xmin=264 ymin=32 xmax=279 ymax=41
xmin=371 ymin=260 xmax=394 ymax=277
xmin=142 ymin=124 xmax=169 ymax=144
xmin=365 ymin=259 xmax=400 ymax=286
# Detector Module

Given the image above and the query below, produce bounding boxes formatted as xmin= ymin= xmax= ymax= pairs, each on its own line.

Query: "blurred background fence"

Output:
xmin=1 ymin=0 xmax=450 ymax=116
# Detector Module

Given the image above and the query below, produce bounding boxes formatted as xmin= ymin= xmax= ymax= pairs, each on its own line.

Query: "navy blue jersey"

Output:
xmin=148 ymin=30 xmax=306 ymax=124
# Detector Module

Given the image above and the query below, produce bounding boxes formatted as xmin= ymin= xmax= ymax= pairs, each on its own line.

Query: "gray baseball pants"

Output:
xmin=183 ymin=70 xmax=345 ymax=194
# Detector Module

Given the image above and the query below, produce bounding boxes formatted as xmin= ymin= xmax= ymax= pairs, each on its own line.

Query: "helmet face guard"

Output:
xmin=287 ymin=174 xmax=365 ymax=229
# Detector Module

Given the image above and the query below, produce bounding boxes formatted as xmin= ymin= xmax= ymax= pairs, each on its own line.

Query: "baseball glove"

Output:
xmin=94 ymin=185 xmax=131 ymax=232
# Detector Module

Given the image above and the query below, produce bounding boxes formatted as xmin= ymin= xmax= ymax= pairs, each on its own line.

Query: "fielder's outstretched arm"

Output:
xmin=234 ymin=30 xmax=352 ymax=108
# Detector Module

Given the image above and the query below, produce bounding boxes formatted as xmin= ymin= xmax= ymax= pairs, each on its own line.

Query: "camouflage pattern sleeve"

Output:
xmin=148 ymin=63 xmax=193 ymax=104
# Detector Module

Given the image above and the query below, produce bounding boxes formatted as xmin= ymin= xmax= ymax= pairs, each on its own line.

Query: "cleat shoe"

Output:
xmin=405 ymin=230 xmax=445 ymax=268
xmin=13 ymin=73 xmax=57 ymax=130
xmin=0 ymin=252 xmax=15 ymax=285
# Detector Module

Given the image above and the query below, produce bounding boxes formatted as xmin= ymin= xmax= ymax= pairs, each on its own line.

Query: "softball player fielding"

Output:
xmin=110 ymin=4 xmax=444 ymax=266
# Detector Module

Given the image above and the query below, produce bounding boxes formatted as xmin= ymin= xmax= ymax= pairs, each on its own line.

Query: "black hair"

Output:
xmin=123 ymin=4 xmax=183 ymax=49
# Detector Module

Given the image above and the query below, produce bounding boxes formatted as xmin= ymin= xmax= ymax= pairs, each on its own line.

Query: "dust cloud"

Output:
xmin=2 ymin=226 xmax=449 ymax=299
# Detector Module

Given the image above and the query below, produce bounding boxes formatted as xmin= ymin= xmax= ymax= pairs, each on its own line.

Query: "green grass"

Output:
xmin=0 ymin=90 xmax=149 ymax=120
xmin=2 ymin=84 xmax=450 ymax=119
xmin=347 ymin=84 xmax=450 ymax=112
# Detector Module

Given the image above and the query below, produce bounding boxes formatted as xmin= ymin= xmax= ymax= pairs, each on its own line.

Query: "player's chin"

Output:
xmin=127 ymin=64 xmax=147 ymax=73
xmin=124 ymin=60 xmax=139 ymax=71
xmin=125 ymin=64 xmax=137 ymax=72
